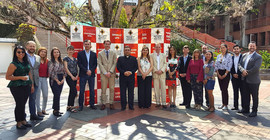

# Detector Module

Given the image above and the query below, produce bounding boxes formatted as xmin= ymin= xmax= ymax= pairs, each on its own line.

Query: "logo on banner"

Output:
xmin=72 ymin=26 xmax=82 ymax=40
xmin=126 ymin=30 xmax=135 ymax=41
xmin=154 ymin=29 xmax=162 ymax=41
xmin=115 ymin=45 xmax=120 ymax=50
xmin=98 ymin=29 xmax=107 ymax=40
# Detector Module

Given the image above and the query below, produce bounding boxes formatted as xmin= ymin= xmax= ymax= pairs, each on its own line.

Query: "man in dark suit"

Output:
xmin=230 ymin=45 xmax=242 ymax=110
xmin=238 ymin=41 xmax=262 ymax=117
xmin=177 ymin=45 xmax=192 ymax=108
xmin=117 ymin=46 xmax=138 ymax=111
xmin=77 ymin=40 xmax=97 ymax=111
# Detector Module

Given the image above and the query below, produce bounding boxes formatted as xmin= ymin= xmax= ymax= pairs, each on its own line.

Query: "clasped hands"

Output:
xmin=124 ymin=71 xmax=132 ymax=76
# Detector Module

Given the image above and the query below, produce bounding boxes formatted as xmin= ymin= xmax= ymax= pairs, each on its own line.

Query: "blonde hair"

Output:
xmin=192 ymin=49 xmax=201 ymax=60
xmin=37 ymin=47 xmax=48 ymax=63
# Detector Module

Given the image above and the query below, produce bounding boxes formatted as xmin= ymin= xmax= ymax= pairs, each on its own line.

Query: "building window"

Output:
xmin=260 ymin=32 xmax=265 ymax=46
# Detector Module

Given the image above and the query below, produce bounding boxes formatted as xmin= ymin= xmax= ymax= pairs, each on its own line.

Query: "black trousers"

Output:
xmin=50 ymin=74 xmax=64 ymax=111
xmin=218 ymin=70 xmax=230 ymax=105
xmin=241 ymin=79 xmax=260 ymax=112
xmin=137 ymin=76 xmax=152 ymax=108
xmin=120 ymin=77 xmax=135 ymax=109
xmin=231 ymin=77 xmax=241 ymax=109
xmin=10 ymin=85 xmax=31 ymax=122
xmin=180 ymin=77 xmax=192 ymax=106
xmin=66 ymin=75 xmax=77 ymax=106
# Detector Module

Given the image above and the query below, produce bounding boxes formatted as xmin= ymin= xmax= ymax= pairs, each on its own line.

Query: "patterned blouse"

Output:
xmin=215 ymin=53 xmax=233 ymax=71
xmin=48 ymin=61 xmax=66 ymax=85
xmin=137 ymin=57 xmax=152 ymax=77
xmin=63 ymin=56 xmax=78 ymax=76
xmin=166 ymin=57 xmax=178 ymax=80
xmin=203 ymin=61 xmax=215 ymax=80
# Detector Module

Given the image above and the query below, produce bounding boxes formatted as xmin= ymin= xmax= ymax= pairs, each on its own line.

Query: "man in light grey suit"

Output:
xmin=97 ymin=40 xmax=117 ymax=110
xmin=26 ymin=41 xmax=43 ymax=120
xmin=238 ymin=41 xmax=262 ymax=117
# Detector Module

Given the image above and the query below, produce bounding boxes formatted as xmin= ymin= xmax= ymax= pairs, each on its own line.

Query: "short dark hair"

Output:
xmin=124 ymin=46 xmax=130 ymax=49
xmin=84 ymin=40 xmax=91 ymax=44
xmin=67 ymin=45 xmax=74 ymax=50
xmin=103 ymin=40 xmax=111 ymax=44
xmin=233 ymin=45 xmax=240 ymax=49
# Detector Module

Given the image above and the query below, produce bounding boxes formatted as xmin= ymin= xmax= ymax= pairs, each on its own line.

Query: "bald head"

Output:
xmin=202 ymin=45 xmax=208 ymax=54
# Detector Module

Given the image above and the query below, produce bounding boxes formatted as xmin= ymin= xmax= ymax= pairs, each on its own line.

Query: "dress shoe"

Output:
xmin=16 ymin=125 xmax=27 ymax=130
xmin=100 ymin=104 xmax=106 ymax=110
xmin=121 ymin=108 xmax=126 ymax=111
xmin=218 ymin=105 xmax=224 ymax=109
xmin=129 ymin=107 xmax=134 ymax=110
xmin=90 ymin=106 xmax=97 ymax=110
xmin=37 ymin=112 xmax=45 ymax=117
xmin=238 ymin=109 xmax=250 ymax=114
xmin=162 ymin=105 xmax=167 ymax=109
xmin=42 ymin=111 xmax=49 ymax=115
xmin=179 ymin=103 xmax=185 ymax=106
xmin=78 ymin=106 xmax=83 ymax=111
xmin=249 ymin=112 xmax=257 ymax=117
xmin=110 ymin=104 xmax=115 ymax=110
xmin=53 ymin=111 xmax=62 ymax=117
xmin=155 ymin=104 xmax=161 ymax=108
xmin=222 ymin=106 xmax=228 ymax=110
xmin=185 ymin=105 xmax=191 ymax=109
xmin=23 ymin=123 xmax=32 ymax=127
xmin=231 ymin=107 xmax=239 ymax=110
xmin=30 ymin=115 xmax=43 ymax=121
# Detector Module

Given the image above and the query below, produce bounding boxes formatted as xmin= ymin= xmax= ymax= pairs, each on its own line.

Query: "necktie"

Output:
xmin=106 ymin=50 xmax=108 ymax=59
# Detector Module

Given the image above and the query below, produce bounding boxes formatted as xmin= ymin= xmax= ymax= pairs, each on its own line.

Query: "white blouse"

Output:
xmin=138 ymin=57 xmax=152 ymax=76
xmin=215 ymin=53 xmax=233 ymax=71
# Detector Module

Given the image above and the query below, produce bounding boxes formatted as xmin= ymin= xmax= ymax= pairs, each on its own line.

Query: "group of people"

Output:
xmin=6 ymin=39 xmax=262 ymax=130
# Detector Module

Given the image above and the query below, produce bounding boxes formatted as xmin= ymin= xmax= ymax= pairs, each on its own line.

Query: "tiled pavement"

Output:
xmin=1 ymin=74 xmax=270 ymax=140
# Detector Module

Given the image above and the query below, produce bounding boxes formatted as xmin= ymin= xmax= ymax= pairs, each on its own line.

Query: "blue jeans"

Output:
xmin=79 ymin=76 xmax=95 ymax=107
xmin=29 ymin=85 xmax=38 ymax=116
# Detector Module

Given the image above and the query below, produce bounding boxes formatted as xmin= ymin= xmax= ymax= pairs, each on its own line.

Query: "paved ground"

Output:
xmin=1 ymin=74 xmax=270 ymax=140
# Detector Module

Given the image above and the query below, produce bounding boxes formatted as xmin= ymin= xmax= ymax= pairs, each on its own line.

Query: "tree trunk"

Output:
xmin=240 ymin=15 xmax=247 ymax=48
xmin=112 ymin=0 xmax=124 ymax=28
xmin=88 ymin=0 xmax=96 ymax=26
xmin=224 ymin=15 xmax=230 ymax=41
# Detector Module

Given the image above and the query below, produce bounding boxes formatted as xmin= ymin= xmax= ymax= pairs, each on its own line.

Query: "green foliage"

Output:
xmin=118 ymin=8 xmax=129 ymax=28
xmin=170 ymin=39 xmax=202 ymax=56
xmin=15 ymin=23 xmax=35 ymax=46
xmin=259 ymin=50 xmax=270 ymax=69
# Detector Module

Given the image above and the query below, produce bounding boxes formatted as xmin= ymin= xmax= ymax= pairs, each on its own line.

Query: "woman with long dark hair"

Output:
xmin=203 ymin=51 xmax=216 ymax=112
xmin=48 ymin=47 xmax=66 ymax=117
xmin=36 ymin=47 xmax=49 ymax=117
xmin=166 ymin=46 xmax=178 ymax=108
xmin=186 ymin=49 xmax=204 ymax=110
xmin=137 ymin=46 xmax=153 ymax=108
xmin=215 ymin=44 xmax=232 ymax=110
xmin=6 ymin=46 xmax=33 ymax=129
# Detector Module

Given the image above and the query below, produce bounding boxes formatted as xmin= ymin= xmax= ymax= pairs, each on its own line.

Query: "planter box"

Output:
xmin=260 ymin=69 xmax=270 ymax=80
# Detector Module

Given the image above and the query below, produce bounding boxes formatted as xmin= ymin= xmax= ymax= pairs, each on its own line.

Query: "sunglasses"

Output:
xmin=17 ymin=51 xmax=25 ymax=54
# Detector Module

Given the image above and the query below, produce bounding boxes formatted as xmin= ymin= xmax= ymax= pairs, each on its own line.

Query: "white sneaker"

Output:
xmin=222 ymin=106 xmax=228 ymax=110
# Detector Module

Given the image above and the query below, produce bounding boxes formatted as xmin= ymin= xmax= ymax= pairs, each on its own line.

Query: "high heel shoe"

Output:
xmin=209 ymin=107 xmax=215 ymax=112
xmin=218 ymin=105 xmax=224 ymax=109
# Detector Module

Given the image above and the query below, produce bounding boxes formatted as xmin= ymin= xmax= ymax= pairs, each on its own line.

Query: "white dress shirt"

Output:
xmin=244 ymin=51 xmax=255 ymax=70
xmin=85 ymin=50 xmax=91 ymax=70
xmin=157 ymin=54 xmax=160 ymax=70
xmin=234 ymin=55 xmax=240 ymax=73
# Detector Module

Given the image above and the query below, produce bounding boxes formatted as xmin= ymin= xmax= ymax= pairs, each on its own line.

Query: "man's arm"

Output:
xmin=77 ymin=52 xmax=87 ymax=74
xmin=97 ymin=52 xmax=107 ymax=74
xmin=160 ymin=54 xmax=167 ymax=72
xmin=117 ymin=57 xmax=125 ymax=74
xmin=247 ymin=54 xmax=262 ymax=75
xmin=90 ymin=52 xmax=97 ymax=74
xmin=109 ymin=51 xmax=117 ymax=73
xmin=238 ymin=54 xmax=246 ymax=73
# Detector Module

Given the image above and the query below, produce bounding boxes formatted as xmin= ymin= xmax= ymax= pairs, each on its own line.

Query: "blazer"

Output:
xmin=28 ymin=54 xmax=40 ymax=87
xmin=116 ymin=55 xmax=138 ymax=79
xmin=97 ymin=49 xmax=117 ymax=75
xmin=177 ymin=55 xmax=192 ymax=74
xmin=231 ymin=54 xmax=242 ymax=78
xmin=238 ymin=52 xmax=262 ymax=84
xmin=151 ymin=52 xmax=167 ymax=79
xmin=77 ymin=50 xmax=97 ymax=77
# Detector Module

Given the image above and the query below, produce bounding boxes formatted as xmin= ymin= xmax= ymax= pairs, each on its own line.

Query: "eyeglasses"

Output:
xmin=17 ymin=51 xmax=25 ymax=54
